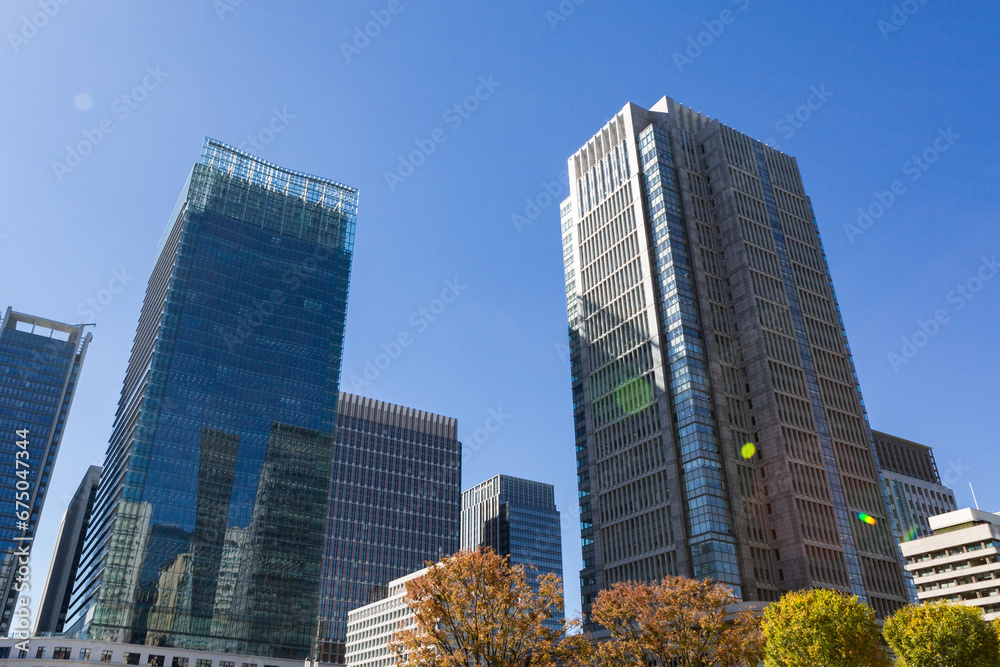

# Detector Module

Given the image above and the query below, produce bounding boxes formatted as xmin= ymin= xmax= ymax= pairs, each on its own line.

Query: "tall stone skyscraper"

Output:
xmin=64 ymin=139 xmax=357 ymax=658
xmin=314 ymin=393 xmax=461 ymax=665
xmin=0 ymin=309 xmax=92 ymax=634
xmin=561 ymin=98 xmax=911 ymax=623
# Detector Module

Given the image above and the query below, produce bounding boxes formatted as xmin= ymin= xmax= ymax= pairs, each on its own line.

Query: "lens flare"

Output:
xmin=902 ymin=525 xmax=920 ymax=542
xmin=856 ymin=512 xmax=878 ymax=526
xmin=740 ymin=442 xmax=756 ymax=459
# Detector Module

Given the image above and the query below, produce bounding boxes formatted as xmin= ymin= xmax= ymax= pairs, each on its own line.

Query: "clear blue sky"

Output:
xmin=1 ymin=0 xmax=996 ymax=624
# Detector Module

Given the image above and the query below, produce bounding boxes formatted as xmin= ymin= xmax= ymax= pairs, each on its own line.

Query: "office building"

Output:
xmin=64 ymin=139 xmax=357 ymax=659
xmin=460 ymin=475 xmax=564 ymax=628
xmin=314 ymin=393 xmax=461 ymax=665
xmin=0 ymin=308 xmax=92 ymax=634
xmin=0 ymin=636 xmax=303 ymax=667
xmin=872 ymin=430 xmax=957 ymax=541
xmin=344 ymin=567 xmax=426 ymax=667
xmin=902 ymin=508 xmax=1000 ymax=620
xmin=560 ymin=97 xmax=910 ymax=623
xmin=36 ymin=465 xmax=102 ymax=634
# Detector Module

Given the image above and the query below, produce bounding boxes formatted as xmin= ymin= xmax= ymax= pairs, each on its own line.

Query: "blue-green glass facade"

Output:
xmin=0 ymin=310 xmax=91 ymax=634
xmin=638 ymin=125 xmax=741 ymax=596
xmin=65 ymin=139 xmax=356 ymax=658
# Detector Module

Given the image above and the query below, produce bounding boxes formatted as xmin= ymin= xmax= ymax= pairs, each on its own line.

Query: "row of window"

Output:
xmin=5 ymin=646 xmax=280 ymax=667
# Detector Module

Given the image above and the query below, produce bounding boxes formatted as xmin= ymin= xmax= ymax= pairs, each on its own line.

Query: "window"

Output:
xmin=124 ymin=652 xmax=141 ymax=665
xmin=242 ymin=663 xmax=258 ymax=667
xmin=220 ymin=662 xmax=235 ymax=667
xmin=196 ymin=660 xmax=213 ymax=667
xmin=0 ymin=647 xmax=10 ymax=660
xmin=37 ymin=646 xmax=48 ymax=659
xmin=103 ymin=650 xmax=114 ymax=662
xmin=81 ymin=649 xmax=93 ymax=661
xmin=148 ymin=655 xmax=165 ymax=667
xmin=172 ymin=659 xmax=189 ymax=667
xmin=54 ymin=647 xmax=73 ymax=659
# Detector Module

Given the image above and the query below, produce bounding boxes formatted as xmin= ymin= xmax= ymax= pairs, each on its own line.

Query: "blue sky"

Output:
xmin=1 ymin=0 xmax=996 ymax=623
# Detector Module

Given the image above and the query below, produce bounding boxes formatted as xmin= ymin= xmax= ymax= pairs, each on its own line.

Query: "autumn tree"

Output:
xmin=389 ymin=547 xmax=569 ymax=666
xmin=883 ymin=601 xmax=1000 ymax=667
xmin=762 ymin=588 xmax=889 ymax=667
xmin=588 ymin=576 xmax=765 ymax=667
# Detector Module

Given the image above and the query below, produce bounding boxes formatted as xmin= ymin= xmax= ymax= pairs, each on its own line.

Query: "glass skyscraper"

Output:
xmin=460 ymin=475 xmax=564 ymax=629
xmin=0 ymin=309 xmax=92 ymax=634
xmin=561 ymin=98 xmax=911 ymax=625
xmin=64 ymin=139 xmax=357 ymax=659
xmin=314 ymin=393 xmax=461 ymax=665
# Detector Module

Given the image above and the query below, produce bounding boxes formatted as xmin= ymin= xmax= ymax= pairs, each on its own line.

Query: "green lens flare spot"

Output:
xmin=614 ymin=377 xmax=652 ymax=415
xmin=740 ymin=442 xmax=756 ymax=459
xmin=857 ymin=512 xmax=878 ymax=526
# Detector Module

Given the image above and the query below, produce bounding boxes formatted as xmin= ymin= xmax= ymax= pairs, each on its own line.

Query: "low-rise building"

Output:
xmin=0 ymin=637 xmax=303 ymax=667
xmin=345 ymin=568 xmax=425 ymax=667
xmin=901 ymin=508 xmax=1000 ymax=620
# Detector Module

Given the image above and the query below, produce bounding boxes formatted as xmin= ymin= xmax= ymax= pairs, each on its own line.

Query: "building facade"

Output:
xmin=0 ymin=308 xmax=92 ymax=634
xmin=314 ymin=393 xmax=460 ymax=665
xmin=872 ymin=430 xmax=957 ymax=541
xmin=561 ymin=97 xmax=911 ymax=623
xmin=0 ymin=636 xmax=303 ymax=667
xmin=460 ymin=475 xmax=563 ymax=628
xmin=344 ymin=567 xmax=426 ymax=667
xmin=63 ymin=139 xmax=358 ymax=659
xmin=36 ymin=465 xmax=102 ymax=634
xmin=902 ymin=508 xmax=1000 ymax=620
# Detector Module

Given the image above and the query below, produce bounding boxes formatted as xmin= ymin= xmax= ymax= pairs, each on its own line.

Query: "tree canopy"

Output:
xmin=883 ymin=601 xmax=1000 ymax=667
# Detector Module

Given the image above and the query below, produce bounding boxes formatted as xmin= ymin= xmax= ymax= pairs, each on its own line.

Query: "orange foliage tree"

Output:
xmin=588 ymin=576 xmax=765 ymax=667
xmin=389 ymin=547 xmax=571 ymax=666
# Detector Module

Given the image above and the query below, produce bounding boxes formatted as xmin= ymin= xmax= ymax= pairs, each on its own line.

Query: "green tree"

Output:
xmin=884 ymin=601 xmax=1000 ymax=667
xmin=588 ymin=576 xmax=764 ymax=667
xmin=762 ymin=588 xmax=889 ymax=667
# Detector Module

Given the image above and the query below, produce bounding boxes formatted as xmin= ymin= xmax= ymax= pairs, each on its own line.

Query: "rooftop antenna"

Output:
xmin=970 ymin=482 xmax=981 ymax=510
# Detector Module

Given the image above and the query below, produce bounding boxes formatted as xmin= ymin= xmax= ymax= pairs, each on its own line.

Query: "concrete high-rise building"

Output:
xmin=561 ymin=97 xmax=911 ymax=623
xmin=872 ymin=430 xmax=957 ymax=541
xmin=0 ymin=308 xmax=92 ymax=634
xmin=314 ymin=393 xmax=461 ymax=665
xmin=64 ymin=139 xmax=357 ymax=659
xmin=460 ymin=475 xmax=564 ymax=628
xmin=36 ymin=465 xmax=102 ymax=634
xmin=902 ymin=508 xmax=1000 ymax=620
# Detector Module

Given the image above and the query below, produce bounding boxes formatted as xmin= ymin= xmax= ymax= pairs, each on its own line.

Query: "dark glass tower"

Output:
xmin=460 ymin=475 xmax=564 ymax=630
xmin=0 ymin=308 xmax=92 ymax=634
xmin=314 ymin=393 xmax=461 ymax=665
xmin=64 ymin=139 xmax=357 ymax=658
xmin=562 ymin=98 xmax=911 ymax=625
xmin=36 ymin=465 xmax=102 ymax=634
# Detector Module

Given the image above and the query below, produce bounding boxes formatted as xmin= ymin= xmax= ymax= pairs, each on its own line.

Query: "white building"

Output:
xmin=0 ymin=636 xmax=303 ymax=667
xmin=901 ymin=508 xmax=1000 ymax=620
xmin=345 ymin=568 xmax=426 ymax=667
